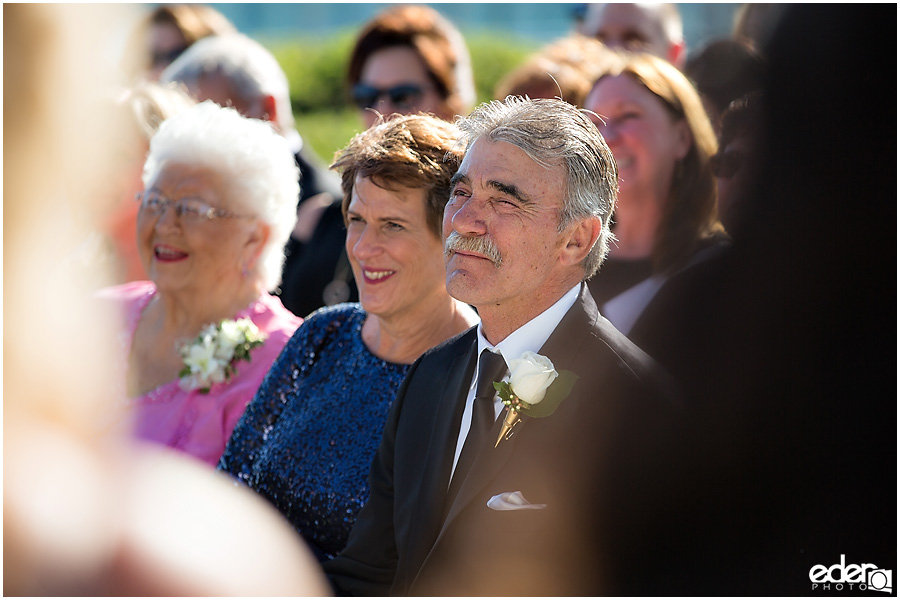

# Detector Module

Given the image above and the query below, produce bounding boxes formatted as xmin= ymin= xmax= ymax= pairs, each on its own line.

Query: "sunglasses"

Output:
xmin=351 ymin=83 xmax=427 ymax=111
xmin=710 ymin=150 xmax=746 ymax=179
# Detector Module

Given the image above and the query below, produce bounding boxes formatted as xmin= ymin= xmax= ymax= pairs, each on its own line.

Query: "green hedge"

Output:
xmin=265 ymin=31 xmax=536 ymax=162
xmin=269 ymin=32 xmax=357 ymax=114
xmin=466 ymin=32 xmax=536 ymax=104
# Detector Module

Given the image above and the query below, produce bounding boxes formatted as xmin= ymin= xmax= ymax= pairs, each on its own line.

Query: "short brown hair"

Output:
xmin=494 ymin=35 xmax=616 ymax=107
xmin=330 ymin=113 xmax=463 ymax=238
xmin=347 ymin=5 xmax=474 ymax=120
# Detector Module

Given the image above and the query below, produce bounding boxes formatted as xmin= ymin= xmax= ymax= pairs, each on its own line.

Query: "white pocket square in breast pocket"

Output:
xmin=486 ymin=490 xmax=547 ymax=511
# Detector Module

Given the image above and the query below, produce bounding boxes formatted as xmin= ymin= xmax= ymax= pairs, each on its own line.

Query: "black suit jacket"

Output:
xmin=324 ymin=285 xmax=676 ymax=596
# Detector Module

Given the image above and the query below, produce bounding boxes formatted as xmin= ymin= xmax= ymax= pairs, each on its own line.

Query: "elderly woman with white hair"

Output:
xmin=99 ymin=100 xmax=302 ymax=467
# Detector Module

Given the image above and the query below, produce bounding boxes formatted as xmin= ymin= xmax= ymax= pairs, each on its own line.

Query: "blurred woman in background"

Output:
xmin=583 ymin=52 xmax=727 ymax=334
xmin=121 ymin=3 xmax=236 ymax=82
xmin=347 ymin=5 xmax=475 ymax=128
xmin=220 ymin=114 xmax=479 ymax=560
xmin=99 ymin=101 xmax=302 ymax=466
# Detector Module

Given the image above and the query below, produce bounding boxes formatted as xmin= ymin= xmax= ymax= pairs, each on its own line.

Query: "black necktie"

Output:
xmin=446 ymin=349 xmax=508 ymax=504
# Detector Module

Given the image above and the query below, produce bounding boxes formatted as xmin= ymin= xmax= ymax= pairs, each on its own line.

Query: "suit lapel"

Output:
xmin=438 ymin=410 xmax=519 ymax=531
xmin=536 ymin=284 xmax=598 ymax=370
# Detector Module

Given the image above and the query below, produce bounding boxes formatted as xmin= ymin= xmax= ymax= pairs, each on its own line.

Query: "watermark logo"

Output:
xmin=810 ymin=555 xmax=893 ymax=593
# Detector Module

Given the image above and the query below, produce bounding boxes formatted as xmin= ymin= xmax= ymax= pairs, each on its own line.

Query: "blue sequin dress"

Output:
xmin=218 ymin=304 xmax=410 ymax=560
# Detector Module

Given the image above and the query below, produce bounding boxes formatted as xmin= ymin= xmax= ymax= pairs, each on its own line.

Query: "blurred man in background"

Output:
xmin=577 ymin=3 xmax=686 ymax=69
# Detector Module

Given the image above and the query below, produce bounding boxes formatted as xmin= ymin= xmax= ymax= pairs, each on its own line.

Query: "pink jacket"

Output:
xmin=101 ymin=281 xmax=302 ymax=466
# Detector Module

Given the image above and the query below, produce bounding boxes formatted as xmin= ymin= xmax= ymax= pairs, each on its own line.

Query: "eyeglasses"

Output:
xmin=710 ymin=150 xmax=746 ymax=179
xmin=351 ymin=83 xmax=428 ymax=111
xmin=135 ymin=191 xmax=248 ymax=222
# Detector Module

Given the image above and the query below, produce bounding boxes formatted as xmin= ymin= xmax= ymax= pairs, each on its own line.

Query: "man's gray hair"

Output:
xmin=454 ymin=96 xmax=618 ymax=278
xmin=161 ymin=33 xmax=294 ymax=133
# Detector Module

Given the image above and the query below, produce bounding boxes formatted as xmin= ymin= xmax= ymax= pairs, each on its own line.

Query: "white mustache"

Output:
xmin=444 ymin=231 xmax=503 ymax=268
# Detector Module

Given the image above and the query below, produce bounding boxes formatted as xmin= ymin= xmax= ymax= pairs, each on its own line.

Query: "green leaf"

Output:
xmin=521 ymin=370 xmax=578 ymax=418
xmin=493 ymin=380 xmax=515 ymax=405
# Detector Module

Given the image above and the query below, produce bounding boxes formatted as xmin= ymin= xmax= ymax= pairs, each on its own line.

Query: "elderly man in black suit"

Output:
xmin=161 ymin=33 xmax=355 ymax=318
xmin=324 ymin=97 xmax=674 ymax=596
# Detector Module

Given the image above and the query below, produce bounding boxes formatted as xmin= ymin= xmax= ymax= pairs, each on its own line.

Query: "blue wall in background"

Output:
xmin=204 ymin=3 xmax=740 ymax=55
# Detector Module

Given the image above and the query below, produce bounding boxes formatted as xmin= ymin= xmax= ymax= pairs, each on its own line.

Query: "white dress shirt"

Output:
xmin=448 ymin=283 xmax=582 ymax=483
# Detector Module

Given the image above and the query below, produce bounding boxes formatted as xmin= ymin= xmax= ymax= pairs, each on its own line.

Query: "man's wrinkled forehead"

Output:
xmin=458 ymin=135 xmax=557 ymax=177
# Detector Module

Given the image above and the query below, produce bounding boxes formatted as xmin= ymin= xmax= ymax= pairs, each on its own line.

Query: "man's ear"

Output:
xmin=560 ymin=216 xmax=602 ymax=267
xmin=261 ymin=94 xmax=278 ymax=125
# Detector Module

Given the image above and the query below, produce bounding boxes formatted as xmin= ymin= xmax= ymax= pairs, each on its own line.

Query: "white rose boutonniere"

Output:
xmin=178 ymin=318 xmax=267 ymax=393
xmin=493 ymin=351 xmax=578 ymax=447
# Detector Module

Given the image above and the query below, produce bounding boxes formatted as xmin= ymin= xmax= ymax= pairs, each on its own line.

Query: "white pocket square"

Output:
xmin=486 ymin=490 xmax=547 ymax=511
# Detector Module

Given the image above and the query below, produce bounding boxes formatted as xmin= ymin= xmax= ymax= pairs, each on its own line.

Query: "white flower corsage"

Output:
xmin=178 ymin=318 xmax=267 ymax=393
xmin=493 ymin=351 xmax=578 ymax=447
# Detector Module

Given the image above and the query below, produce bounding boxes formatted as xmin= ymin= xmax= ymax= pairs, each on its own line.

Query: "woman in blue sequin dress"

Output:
xmin=219 ymin=114 xmax=479 ymax=560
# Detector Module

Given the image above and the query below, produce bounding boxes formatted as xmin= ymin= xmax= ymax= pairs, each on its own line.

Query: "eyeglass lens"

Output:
xmin=352 ymin=83 xmax=424 ymax=110
xmin=137 ymin=192 xmax=208 ymax=220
